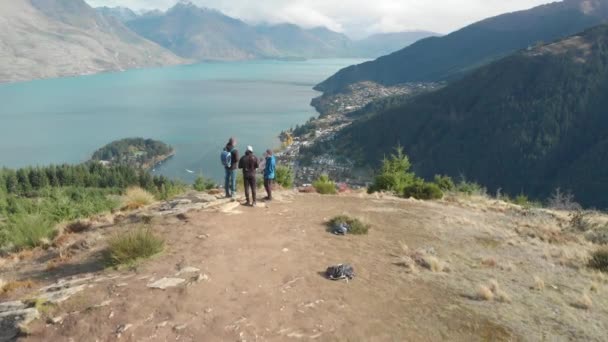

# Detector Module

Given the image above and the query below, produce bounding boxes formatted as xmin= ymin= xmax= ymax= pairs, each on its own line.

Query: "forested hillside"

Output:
xmin=334 ymin=24 xmax=608 ymax=207
xmin=315 ymin=0 xmax=608 ymax=94
xmin=91 ymin=138 xmax=174 ymax=169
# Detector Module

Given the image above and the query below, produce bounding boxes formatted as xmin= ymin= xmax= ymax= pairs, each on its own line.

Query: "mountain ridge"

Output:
xmin=315 ymin=0 xmax=608 ymax=94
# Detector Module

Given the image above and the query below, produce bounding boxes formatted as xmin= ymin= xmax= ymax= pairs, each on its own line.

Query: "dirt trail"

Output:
xmin=2 ymin=192 xmax=607 ymax=341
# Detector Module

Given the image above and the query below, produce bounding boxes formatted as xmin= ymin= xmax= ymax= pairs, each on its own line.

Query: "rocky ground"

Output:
xmin=1 ymin=190 xmax=607 ymax=341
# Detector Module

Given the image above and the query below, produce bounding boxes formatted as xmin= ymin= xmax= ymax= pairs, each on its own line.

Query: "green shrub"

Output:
xmin=403 ymin=181 xmax=443 ymax=200
xmin=106 ymin=228 xmax=164 ymax=267
xmin=455 ymin=178 xmax=486 ymax=196
xmin=2 ymin=214 xmax=56 ymax=250
xmin=368 ymin=146 xmax=415 ymax=194
xmin=513 ymin=193 xmax=530 ymax=206
xmin=588 ymin=247 xmax=608 ymax=272
xmin=275 ymin=166 xmax=294 ymax=188
xmin=328 ymin=215 xmax=369 ymax=235
xmin=433 ymin=175 xmax=455 ymax=192
xmin=193 ymin=175 xmax=216 ymax=191
xmin=313 ymin=175 xmax=337 ymax=195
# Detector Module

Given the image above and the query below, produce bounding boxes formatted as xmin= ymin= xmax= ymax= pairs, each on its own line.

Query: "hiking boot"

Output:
xmin=251 ymin=202 xmax=257 ymax=207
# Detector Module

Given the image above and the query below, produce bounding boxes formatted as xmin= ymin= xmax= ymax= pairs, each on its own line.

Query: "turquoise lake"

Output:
xmin=0 ymin=59 xmax=363 ymax=182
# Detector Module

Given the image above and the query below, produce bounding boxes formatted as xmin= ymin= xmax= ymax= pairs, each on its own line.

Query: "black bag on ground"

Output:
xmin=325 ymin=264 xmax=355 ymax=280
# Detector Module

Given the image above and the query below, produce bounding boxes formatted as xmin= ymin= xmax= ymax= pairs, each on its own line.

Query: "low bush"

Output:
xmin=106 ymin=228 xmax=164 ymax=267
xmin=1 ymin=214 xmax=56 ymax=250
xmin=570 ymin=211 xmax=594 ymax=232
xmin=433 ymin=175 xmax=455 ymax=192
xmin=328 ymin=215 xmax=369 ymax=235
xmin=403 ymin=181 xmax=443 ymax=200
xmin=588 ymin=247 xmax=608 ymax=272
xmin=275 ymin=166 xmax=294 ymax=188
xmin=122 ymin=187 xmax=155 ymax=210
xmin=193 ymin=175 xmax=216 ymax=191
xmin=455 ymin=178 xmax=486 ymax=196
xmin=586 ymin=227 xmax=608 ymax=245
xmin=313 ymin=175 xmax=337 ymax=195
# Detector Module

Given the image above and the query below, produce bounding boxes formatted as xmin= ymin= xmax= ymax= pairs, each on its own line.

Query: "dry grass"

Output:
xmin=588 ymin=247 xmax=608 ymax=272
xmin=590 ymin=282 xmax=600 ymax=293
xmin=481 ymin=257 xmax=497 ymax=268
xmin=399 ymin=243 xmax=446 ymax=273
xmin=122 ymin=187 xmax=156 ymax=211
xmin=495 ymin=290 xmax=512 ymax=303
xmin=426 ymin=256 xmax=444 ymax=272
xmin=66 ymin=220 xmax=93 ymax=234
xmin=572 ymin=293 xmax=593 ymax=310
xmin=475 ymin=280 xmax=510 ymax=303
xmin=476 ymin=285 xmax=494 ymax=301
xmin=532 ymin=276 xmax=545 ymax=291
xmin=1 ymin=279 xmax=34 ymax=295
xmin=46 ymin=255 xmax=71 ymax=271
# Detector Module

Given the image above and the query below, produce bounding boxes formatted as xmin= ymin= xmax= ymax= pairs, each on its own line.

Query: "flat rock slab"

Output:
xmin=38 ymin=284 xmax=88 ymax=304
xmin=176 ymin=267 xmax=200 ymax=276
xmin=147 ymin=277 xmax=186 ymax=290
xmin=0 ymin=301 xmax=39 ymax=342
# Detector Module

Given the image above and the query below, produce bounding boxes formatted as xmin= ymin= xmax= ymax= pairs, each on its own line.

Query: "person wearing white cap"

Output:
xmin=238 ymin=145 xmax=259 ymax=206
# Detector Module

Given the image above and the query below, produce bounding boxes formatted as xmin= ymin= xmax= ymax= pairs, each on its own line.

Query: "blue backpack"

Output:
xmin=221 ymin=149 xmax=233 ymax=168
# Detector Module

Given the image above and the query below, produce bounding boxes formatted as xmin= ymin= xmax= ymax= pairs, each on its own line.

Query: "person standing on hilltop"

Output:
xmin=222 ymin=137 xmax=239 ymax=199
xmin=238 ymin=145 xmax=259 ymax=207
xmin=263 ymin=149 xmax=276 ymax=201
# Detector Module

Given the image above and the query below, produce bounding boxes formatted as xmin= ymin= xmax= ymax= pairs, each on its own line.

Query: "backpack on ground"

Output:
xmin=325 ymin=264 xmax=355 ymax=281
xmin=221 ymin=149 xmax=233 ymax=168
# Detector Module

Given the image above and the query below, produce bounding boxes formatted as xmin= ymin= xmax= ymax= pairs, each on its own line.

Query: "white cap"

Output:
xmin=247 ymin=145 xmax=253 ymax=152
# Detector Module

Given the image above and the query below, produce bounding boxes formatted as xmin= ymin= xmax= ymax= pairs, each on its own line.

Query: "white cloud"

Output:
xmin=86 ymin=0 xmax=557 ymax=37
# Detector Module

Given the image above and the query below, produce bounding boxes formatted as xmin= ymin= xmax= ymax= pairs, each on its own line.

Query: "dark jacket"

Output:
xmin=225 ymin=143 xmax=239 ymax=170
xmin=238 ymin=151 xmax=259 ymax=178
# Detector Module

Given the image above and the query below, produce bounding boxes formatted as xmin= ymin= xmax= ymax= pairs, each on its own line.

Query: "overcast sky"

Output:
xmin=86 ymin=0 xmax=557 ymax=38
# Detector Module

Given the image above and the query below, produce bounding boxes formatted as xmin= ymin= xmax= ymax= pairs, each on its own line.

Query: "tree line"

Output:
xmin=0 ymin=163 xmax=180 ymax=198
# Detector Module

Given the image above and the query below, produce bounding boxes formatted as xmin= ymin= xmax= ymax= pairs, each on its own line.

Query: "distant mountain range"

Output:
xmin=0 ymin=0 xmax=183 ymax=83
xmin=95 ymin=6 xmax=138 ymax=22
xmin=316 ymin=0 xmax=608 ymax=93
xmin=122 ymin=2 xmax=437 ymax=61
xmin=0 ymin=0 xmax=437 ymax=82
xmin=124 ymin=2 xmax=352 ymax=60
xmin=333 ymin=24 xmax=608 ymax=207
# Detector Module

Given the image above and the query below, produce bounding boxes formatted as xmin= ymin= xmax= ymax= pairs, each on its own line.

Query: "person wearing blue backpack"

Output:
xmin=263 ymin=149 xmax=276 ymax=201
xmin=221 ymin=137 xmax=239 ymax=198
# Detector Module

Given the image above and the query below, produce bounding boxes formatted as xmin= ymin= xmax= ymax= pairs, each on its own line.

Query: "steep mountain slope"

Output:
xmin=336 ymin=24 xmax=608 ymax=207
xmin=352 ymin=31 xmax=440 ymax=58
xmin=96 ymin=6 xmax=139 ymax=22
xmin=126 ymin=2 xmax=354 ymax=60
xmin=316 ymin=0 xmax=608 ymax=93
xmin=0 ymin=0 xmax=183 ymax=83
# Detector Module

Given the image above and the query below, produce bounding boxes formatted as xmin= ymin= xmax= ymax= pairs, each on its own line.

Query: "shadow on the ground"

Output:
xmin=19 ymin=251 xmax=107 ymax=283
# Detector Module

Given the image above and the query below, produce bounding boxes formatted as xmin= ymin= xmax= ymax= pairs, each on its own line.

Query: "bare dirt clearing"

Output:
xmin=1 ymin=192 xmax=607 ymax=341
